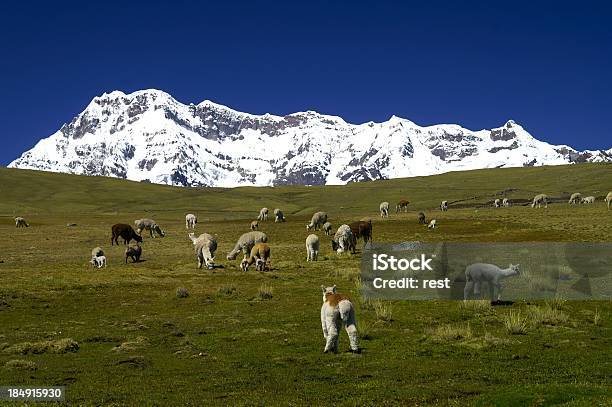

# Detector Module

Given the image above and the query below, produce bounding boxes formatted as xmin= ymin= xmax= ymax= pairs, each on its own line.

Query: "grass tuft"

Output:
xmin=3 ymin=338 xmax=79 ymax=355
xmin=4 ymin=359 xmax=37 ymax=371
xmin=176 ymin=287 xmax=190 ymax=298
xmin=504 ymin=311 xmax=528 ymax=335
xmin=460 ymin=300 xmax=491 ymax=312
xmin=373 ymin=301 xmax=394 ymax=322
xmin=217 ymin=285 xmax=237 ymax=296
xmin=257 ymin=284 xmax=274 ymax=300
xmin=593 ymin=308 xmax=601 ymax=326
xmin=528 ymin=304 xmax=569 ymax=326
xmin=428 ymin=324 xmax=473 ymax=341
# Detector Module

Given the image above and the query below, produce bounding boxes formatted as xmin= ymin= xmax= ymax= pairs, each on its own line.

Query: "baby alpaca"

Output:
xmin=320 ymin=285 xmax=359 ymax=354
xmin=125 ymin=245 xmax=142 ymax=263
xmin=428 ymin=219 xmax=437 ymax=229
xmin=464 ymin=263 xmax=520 ymax=301
xmin=90 ymin=255 xmax=107 ymax=269
xmin=240 ymin=243 xmax=270 ymax=272
xmin=250 ymin=220 xmax=259 ymax=231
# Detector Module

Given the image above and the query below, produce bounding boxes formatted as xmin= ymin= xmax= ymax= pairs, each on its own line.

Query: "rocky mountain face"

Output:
xmin=9 ymin=89 xmax=611 ymax=187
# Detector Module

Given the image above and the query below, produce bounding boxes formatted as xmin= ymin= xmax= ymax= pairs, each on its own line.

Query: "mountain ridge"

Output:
xmin=9 ymin=89 xmax=612 ymax=187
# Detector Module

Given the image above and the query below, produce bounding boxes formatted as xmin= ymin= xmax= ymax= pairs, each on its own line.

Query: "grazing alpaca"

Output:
xmin=240 ymin=243 xmax=270 ymax=271
xmin=320 ymin=285 xmax=359 ymax=353
xmin=379 ymin=202 xmax=389 ymax=218
xmin=185 ymin=214 xmax=197 ymax=229
xmin=428 ymin=219 xmax=437 ymax=229
xmin=111 ymin=224 xmax=143 ymax=245
xmin=494 ymin=199 xmax=501 ymax=208
xmin=306 ymin=234 xmax=320 ymax=261
xmin=581 ymin=196 xmax=595 ymax=204
xmin=14 ymin=217 xmax=29 ymax=228
xmin=502 ymin=198 xmax=511 ymax=207
xmin=323 ymin=222 xmax=333 ymax=236
xmin=125 ymin=245 xmax=142 ymax=263
xmin=348 ymin=220 xmax=372 ymax=245
xmin=226 ymin=231 xmax=268 ymax=260
xmin=189 ymin=232 xmax=217 ymax=269
xmin=417 ymin=212 xmax=426 ymax=224
xmin=606 ymin=192 xmax=612 ymax=210
xmin=306 ymin=212 xmax=328 ymax=231
xmin=332 ymin=225 xmax=355 ymax=254
xmin=250 ymin=220 xmax=259 ymax=231
xmin=395 ymin=199 xmax=410 ymax=213
xmin=257 ymin=207 xmax=269 ymax=221
xmin=531 ymin=194 xmax=548 ymax=208
xmin=568 ymin=192 xmax=582 ymax=205
xmin=274 ymin=208 xmax=286 ymax=222
xmin=90 ymin=255 xmax=107 ymax=269
xmin=440 ymin=201 xmax=449 ymax=211
xmin=134 ymin=219 xmax=165 ymax=238
xmin=464 ymin=263 xmax=520 ymax=301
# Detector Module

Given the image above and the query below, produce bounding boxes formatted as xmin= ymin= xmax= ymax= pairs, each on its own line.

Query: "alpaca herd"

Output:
xmin=10 ymin=188 xmax=612 ymax=355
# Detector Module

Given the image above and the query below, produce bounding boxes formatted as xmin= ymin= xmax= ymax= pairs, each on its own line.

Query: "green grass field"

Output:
xmin=0 ymin=164 xmax=610 ymax=406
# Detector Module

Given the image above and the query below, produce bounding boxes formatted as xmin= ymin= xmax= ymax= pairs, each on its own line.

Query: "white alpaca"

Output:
xmin=531 ymin=194 xmax=548 ymax=208
xmin=440 ymin=201 xmax=448 ymax=211
xmin=185 ymin=214 xmax=197 ymax=229
xmin=379 ymin=202 xmax=389 ymax=218
xmin=606 ymin=192 xmax=612 ymax=210
xmin=428 ymin=219 xmax=436 ymax=229
xmin=306 ymin=212 xmax=328 ymax=231
xmin=581 ymin=196 xmax=595 ymax=204
xmin=568 ymin=192 xmax=582 ymax=205
xmin=464 ymin=263 xmax=520 ymax=301
xmin=494 ymin=198 xmax=501 ymax=208
xmin=257 ymin=207 xmax=269 ymax=221
xmin=502 ymin=198 xmax=511 ymax=207
xmin=320 ymin=285 xmax=359 ymax=353
xmin=306 ymin=234 xmax=319 ymax=261
xmin=90 ymin=255 xmax=107 ymax=269
xmin=14 ymin=217 xmax=29 ymax=228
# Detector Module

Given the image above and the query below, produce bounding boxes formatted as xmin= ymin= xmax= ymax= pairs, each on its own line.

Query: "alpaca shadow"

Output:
xmin=208 ymin=264 xmax=225 ymax=270
xmin=491 ymin=300 xmax=514 ymax=306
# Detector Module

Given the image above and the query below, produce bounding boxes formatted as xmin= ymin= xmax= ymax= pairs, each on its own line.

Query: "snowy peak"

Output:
xmin=9 ymin=89 xmax=611 ymax=187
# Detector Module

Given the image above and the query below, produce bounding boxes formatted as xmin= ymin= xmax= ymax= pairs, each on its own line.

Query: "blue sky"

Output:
xmin=1 ymin=0 xmax=610 ymax=165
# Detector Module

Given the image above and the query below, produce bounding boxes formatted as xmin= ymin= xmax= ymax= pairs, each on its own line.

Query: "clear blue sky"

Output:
xmin=1 ymin=0 xmax=610 ymax=165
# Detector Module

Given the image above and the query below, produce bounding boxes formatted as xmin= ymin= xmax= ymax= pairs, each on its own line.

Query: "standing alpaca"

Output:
xmin=250 ymin=220 xmax=259 ymax=231
xmin=606 ymin=192 xmax=612 ymax=210
xmin=379 ymin=202 xmax=389 ymax=218
xmin=395 ymin=199 xmax=410 ymax=213
xmin=320 ymin=285 xmax=359 ymax=354
xmin=568 ymin=192 xmax=582 ymax=205
xmin=189 ymin=232 xmax=217 ymax=269
xmin=428 ymin=219 xmax=437 ymax=229
xmin=464 ymin=263 xmax=520 ymax=301
xmin=185 ymin=214 xmax=197 ymax=229
xmin=14 ymin=217 xmax=29 ymax=228
xmin=581 ymin=196 xmax=595 ymax=204
xmin=418 ymin=212 xmax=426 ymax=224
xmin=226 ymin=231 xmax=268 ymax=260
xmin=502 ymin=198 xmax=511 ymax=207
xmin=531 ymin=194 xmax=548 ymax=208
xmin=257 ymin=207 xmax=269 ymax=221
xmin=494 ymin=199 xmax=501 ymax=208
xmin=274 ymin=208 xmax=286 ymax=222
xmin=306 ymin=212 xmax=328 ymax=231
xmin=306 ymin=234 xmax=320 ymax=261
xmin=323 ymin=222 xmax=333 ymax=236
xmin=440 ymin=201 xmax=449 ymax=211
xmin=90 ymin=255 xmax=107 ymax=269
xmin=332 ymin=225 xmax=355 ymax=254
xmin=240 ymin=243 xmax=270 ymax=272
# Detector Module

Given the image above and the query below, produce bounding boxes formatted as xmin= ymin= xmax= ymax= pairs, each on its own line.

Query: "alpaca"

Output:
xmin=531 ymin=194 xmax=548 ymax=208
xmin=464 ymin=263 xmax=520 ymax=301
xmin=306 ymin=234 xmax=320 ymax=261
xmin=90 ymin=255 xmax=107 ymax=269
xmin=306 ymin=212 xmax=328 ymax=231
xmin=320 ymin=285 xmax=359 ymax=353
xmin=494 ymin=198 xmax=501 ymax=208
xmin=395 ymin=199 xmax=410 ymax=213
xmin=379 ymin=202 xmax=389 ymax=218
xmin=15 ymin=217 xmax=29 ymax=228
xmin=606 ymin=192 xmax=612 ymax=210
xmin=323 ymin=222 xmax=333 ymax=236
xmin=417 ymin=212 xmax=426 ymax=224
xmin=257 ymin=207 xmax=269 ymax=221
xmin=440 ymin=201 xmax=449 ymax=211
xmin=428 ymin=219 xmax=436 ymax=229
xmin=185 ymin=214 xmax=197 ymax=229
xmin=568 ymin=192 xmax=582 ymax=205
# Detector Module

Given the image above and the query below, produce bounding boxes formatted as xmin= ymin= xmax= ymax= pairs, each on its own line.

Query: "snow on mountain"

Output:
xmin=8 ymin=89 xmax=612 ymax=187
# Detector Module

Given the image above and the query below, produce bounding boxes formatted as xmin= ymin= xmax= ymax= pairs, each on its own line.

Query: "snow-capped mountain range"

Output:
xmin=9 ymin=89 xmax=612 ymax=187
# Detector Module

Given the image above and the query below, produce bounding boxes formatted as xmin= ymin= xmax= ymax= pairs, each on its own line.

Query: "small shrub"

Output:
xmin=257 ymin=284 xmax=273 ymax=300
xmin=504 ymin=311 xmax=528 ymax=335
xmin=593 ymin=308 xmax=601 ymax=326
xmin=429 ymin=324 xmax=473 ymax=341
xmin=373 ymin=301 xmax=394 ymax=322
xmin=4 ymin=359 xmax=37 ymax=371
xmin=459 ymin=300 xmax=491 ymax=312
xmin=4 ymin=338 xmax=79 ymax=355
xmin=217 ymin=285 xmax=237 ymax=296
xmin=528 ymin=305 xmax=569 ymax=326
xmin=176 ymin=288 xmax=189 ymax=298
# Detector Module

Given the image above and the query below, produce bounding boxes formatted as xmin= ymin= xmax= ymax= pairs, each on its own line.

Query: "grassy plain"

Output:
xmin=0 ymin=164 xmax=610 ymax=406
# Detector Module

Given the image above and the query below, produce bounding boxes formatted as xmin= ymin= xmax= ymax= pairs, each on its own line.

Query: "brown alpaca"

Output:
xmin=349 ymin=220 xmax=372 ymax=244
xmin=396 ymin=199 xmax=410 ymax=212
xmin=111 ymin=224 xmax=143 ymax=245
xmin=240 ymin=243 xmax=271 ymax=271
